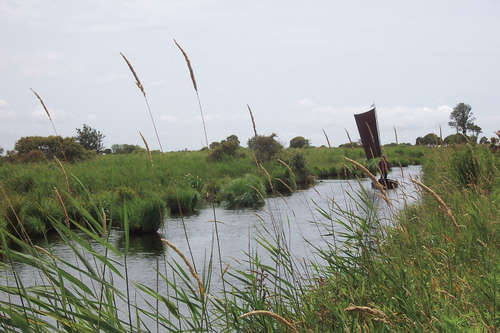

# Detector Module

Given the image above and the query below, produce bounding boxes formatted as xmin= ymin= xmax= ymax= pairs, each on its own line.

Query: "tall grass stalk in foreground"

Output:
xmin=30 ymin=88 xmax=68 ymax=162
xmin=120 ymin=52 xmax=163 ymax=153
xmin=174 ymin=38 xmax=229 ymax=322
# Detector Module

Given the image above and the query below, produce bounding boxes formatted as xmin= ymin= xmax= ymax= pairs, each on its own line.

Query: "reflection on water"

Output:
xmin=116 ymin=232 xmax=164 ymax=257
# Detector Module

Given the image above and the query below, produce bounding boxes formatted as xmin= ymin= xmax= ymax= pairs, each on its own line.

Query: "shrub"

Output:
xmin=248 ymin=134 xmax=283 ymax=162
xmin=416 ymin=133 xmax=441 ymax=145
xmin=289 ymin=136 xmax=309 ymax=148
xmin=443 ymin=134 xmax=468 ymax=145
xmin=207 ymin=135 xmax=241 ymax=162
xmin=111 ymin=144 xmax=145 ymax=154
xmin=9 ymin=136 xmax=94 ymax=163
xmin=220 ymin=174 xmax=265 ymax=209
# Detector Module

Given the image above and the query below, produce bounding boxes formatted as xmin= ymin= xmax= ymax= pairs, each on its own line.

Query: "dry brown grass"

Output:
xmin=174 ymin=39 xmax=210 ymax=148
xmin=343 ymin=157 xmax=390 ymax=206
xmin=345 ymin=305 xmax=392 ymax=326
xmin=161 ymin=238 xmax=205 ymax=298
xmin=54 ymin=157 xmax=70 ymax=193
xmin=410 ymin=178 xmax=459 ymax=233
xmin=238 ymin=310 xmax=298 ymax=333
xmin=139 ymin=131 xmax=153 ymax=168
xmin=120 ymin=52 xmax=145 ymax=97
xmin=173 ymin=39 xmax=198 ymax=92
xmin=120 ymin=52 xmax=163 ymax=152
xmin=247 ymin=104 xmax=258 ymax=137
xmin=345 ymin=128 xmax=353 ymax=145
xmin=322 ymin=129 xmax=331 ymax=148
xmin=54 ymin=187 xmax=69 ymax=228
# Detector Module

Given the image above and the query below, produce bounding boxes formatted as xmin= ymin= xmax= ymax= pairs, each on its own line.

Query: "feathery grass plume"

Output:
xmin=162 ymin=238 xmax=205 ymax=298
xmin=173 ymin=39 xmax=197 ymax=92
xmin=345 ymin=305 xmax=391 ymax=325
xmin=394 ymin=126 xmax=399 ymax=145
xmin=54 ymin=187 xmax=69 ymax=228
xmin=120 ymin=52 xmax=145 ymax=96
xmin=120 ymin=52 xmax=163 ymax=152
xmin=31 ymin=88 xmax=68 ymax=161
xmin=345 ymin=128 xmax=353 ymax=145
xmin=277 ymin=159 xmax=293 ymax=176
xmin=344 ymin=157 xmax=391 ymax=205
xmin=410 ymin=178 xmax=459 ymax=233
xmin=139 ymin=131 xmax=153 ymax=168
xmin=247 ymin=104 xmax=258 ymax=137
xmin=439 ymin=125 xmax=443 ymax=144
xmin=173 ymin=39 xmax=209 ymax=147
xmin=31 ymin=88 xmax=57 ymax=135
xmin=239 ymin=310 xmax=298 ymax=333
xmin=322 ymin=129 xmax=331 ymax=148
xmin=34 ymin=245 xmax=57 ymax=261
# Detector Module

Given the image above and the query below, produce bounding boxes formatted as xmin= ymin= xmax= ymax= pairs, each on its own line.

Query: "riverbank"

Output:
xmin=0 ymin=144 xmax=426 ymax=238
xmin=0 ymin=145 xmax=497 ymax=331
xmin=228 ymin=144 xmax=498 ymax=331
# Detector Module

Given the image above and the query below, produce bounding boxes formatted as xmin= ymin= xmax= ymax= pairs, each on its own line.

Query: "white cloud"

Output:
xmin=296 ymin=97 xmax=315 ymax=107
xmin=0 ymin=99 xmax=15 ymax=120
xmin=31 ymin=105 xmax=66 ymax=122
xmin=160 ymin=114 xmax=177 ymax=122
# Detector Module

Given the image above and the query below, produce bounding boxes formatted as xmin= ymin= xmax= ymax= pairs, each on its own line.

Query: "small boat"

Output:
xmin=371 ymin=178 xmax=399 ymax=190
xmin=354 ymin=106 xmax=398 ymax=190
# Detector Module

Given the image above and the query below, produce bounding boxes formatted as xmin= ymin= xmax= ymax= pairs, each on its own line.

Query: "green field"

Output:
xmin=0 ymin=145 xmax=427 ymax=238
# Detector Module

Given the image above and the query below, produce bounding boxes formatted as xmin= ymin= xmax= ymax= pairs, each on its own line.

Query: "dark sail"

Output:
xmin=354 ymin=107 xmax=382 ymax=159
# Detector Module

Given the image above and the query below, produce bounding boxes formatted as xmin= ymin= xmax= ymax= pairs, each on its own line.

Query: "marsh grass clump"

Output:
xmin=265 ymin=167 xmax=297 ymax=195
xmin=220 ymin=174 xmax=265 ymax=208
xmin=164 ymin=187 xmax=200 ymax=215
xmin=121 ymin=195 xmax=164 ymax=233
xmin=280 ymin=150 xmax=314 ymax=187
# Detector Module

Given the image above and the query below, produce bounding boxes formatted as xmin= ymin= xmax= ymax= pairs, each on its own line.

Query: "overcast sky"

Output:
xmin=1 ymin=0 xmax=499 ymax=152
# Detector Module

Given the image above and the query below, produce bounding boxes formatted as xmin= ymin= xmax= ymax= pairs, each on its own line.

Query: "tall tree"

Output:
xmin=448 ymin=103 xmax=476 ymax=135
xmin=76 ymin=124 xmax=105 ymax=152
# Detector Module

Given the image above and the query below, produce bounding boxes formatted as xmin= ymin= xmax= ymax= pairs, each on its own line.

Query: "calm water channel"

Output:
xmin=1 ymin=165 xmax=421 ymax=329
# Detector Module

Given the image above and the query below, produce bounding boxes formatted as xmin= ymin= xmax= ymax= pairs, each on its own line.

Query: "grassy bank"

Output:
xmin=0 ymin=145 xmax=426 ymax=238
xmin=0 ymin=144 xmax=496 ymax=332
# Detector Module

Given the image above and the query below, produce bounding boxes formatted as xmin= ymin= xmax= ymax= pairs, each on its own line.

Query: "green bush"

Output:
xmin=10 ymin=136 xmax=94 ymax=163
xmin=248 ymin=134 xmax=283 ymax=162
xmin=289 ymin=136 xmax=309 ymax=148
xmin=207 ymin=135 xmax=241 ymax=162
xmin=220 ymin=174 xmax=265 ymax=209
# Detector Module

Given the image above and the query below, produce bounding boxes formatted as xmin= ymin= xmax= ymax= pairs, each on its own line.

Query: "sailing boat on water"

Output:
xmin=353 ymin=106 xmax=398 ymax=190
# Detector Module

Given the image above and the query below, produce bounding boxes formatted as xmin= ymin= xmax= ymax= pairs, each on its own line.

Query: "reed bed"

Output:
xmin=0 ymin=144 xmax=496 ymax=332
